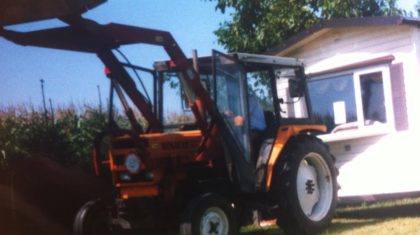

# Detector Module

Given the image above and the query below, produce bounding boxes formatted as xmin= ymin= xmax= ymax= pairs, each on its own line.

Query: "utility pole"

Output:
xmin=40 ymin=79 xmax=48 ymax=122
xmin=97 ymin=85 xmax=103 ymax=113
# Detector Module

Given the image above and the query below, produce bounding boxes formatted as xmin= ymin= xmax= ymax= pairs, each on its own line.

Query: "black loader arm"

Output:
xmin=0 ymin=0 xmax=106 ymax=26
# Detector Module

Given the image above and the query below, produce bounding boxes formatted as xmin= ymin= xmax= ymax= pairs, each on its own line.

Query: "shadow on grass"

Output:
xmin=337 ymin=203 xmax=420 ymax=219
xmin=241 ymin=200 xmax=420 ymax=235
xmin=240 ymin=226 xmax=283 ymax=235
xmin=325 ymin=218 xmax=380 ymax=234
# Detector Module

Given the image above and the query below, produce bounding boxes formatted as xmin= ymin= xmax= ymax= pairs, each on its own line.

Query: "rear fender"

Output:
xmin=265 ymin=124 xmax=326 ymax=191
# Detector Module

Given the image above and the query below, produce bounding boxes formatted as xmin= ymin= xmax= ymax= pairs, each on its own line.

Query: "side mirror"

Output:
xmin=288 ymin=79 xmax=304 ymax=98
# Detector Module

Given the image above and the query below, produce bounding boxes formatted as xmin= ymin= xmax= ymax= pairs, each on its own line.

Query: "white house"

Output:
xmin=269 ymin=16 xmax=420 ymax=200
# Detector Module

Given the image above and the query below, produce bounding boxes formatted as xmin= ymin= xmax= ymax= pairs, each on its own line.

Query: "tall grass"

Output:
xmin=0 ymin=104 xmax=110 ymax=170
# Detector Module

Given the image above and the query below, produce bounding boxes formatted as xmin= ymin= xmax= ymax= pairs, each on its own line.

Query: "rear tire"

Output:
xmin=273 ymin=136 xmax=338 ymax=235
xmin=73 ymin=199 xmax=111 ymax=235
xmin=180 ymin=193 xmax=238 ymax=235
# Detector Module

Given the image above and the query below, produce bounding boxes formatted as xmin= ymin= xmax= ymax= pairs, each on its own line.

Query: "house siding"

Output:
xmin=281 ymin=26 xmax=414 ymax=73
xmin=332 ymin=132 xmax=420 ymax=196
xmin=390 ymin=63 xmax=409 ymax=131
xmin=407 ymin=27 xmax=420 ymax=132
xmin=278 ymin=24 xmax=420 ymax=197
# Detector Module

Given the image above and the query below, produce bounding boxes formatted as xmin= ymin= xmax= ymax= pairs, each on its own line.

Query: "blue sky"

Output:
xmin=0 ymin=0 xmax=417 ymax=109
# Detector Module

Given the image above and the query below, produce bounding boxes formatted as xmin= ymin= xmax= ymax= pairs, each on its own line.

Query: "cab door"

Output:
xmin=213 ymin=51 xmax=251 ymax=162
xmin=212 ymin=51 xmax=255 ymax=192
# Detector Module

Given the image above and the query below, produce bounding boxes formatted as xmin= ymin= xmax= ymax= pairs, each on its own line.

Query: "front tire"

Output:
xmin=180 ymin=193 xmax=238 ymax=235
xmin=73 ymin=199 xmax=111 ymax=235
xmin=273 ymin=136 xmax=338 ymax=234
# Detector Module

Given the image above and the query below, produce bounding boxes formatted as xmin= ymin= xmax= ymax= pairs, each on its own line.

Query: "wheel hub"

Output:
xmin=296 ymin=153 xmax=334 ymax=222
xmin=201 ymin=207 xmax=229 ymax=235
xmin=297 ymin=160 xmax=320 ymax=216
xmin=305 ymin=179 xmax=316 ymax=194
xmin=208 ymin=220 xmax=220 ymax=234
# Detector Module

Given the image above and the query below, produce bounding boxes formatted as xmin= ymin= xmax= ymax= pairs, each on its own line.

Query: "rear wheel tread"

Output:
xmin=73 ymin=199 xmax=111 ymax=235
xmin=273 ymin=135 xmax=338 ymax=234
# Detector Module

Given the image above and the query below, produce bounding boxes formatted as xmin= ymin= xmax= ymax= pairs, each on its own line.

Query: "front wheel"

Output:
xmin=73 ymin=199 xmax=111 ymax=235
xmin=180 ymin=193 xmax=238 ymax=235
xmin=273 ymin=136 xmax=338 ymax=235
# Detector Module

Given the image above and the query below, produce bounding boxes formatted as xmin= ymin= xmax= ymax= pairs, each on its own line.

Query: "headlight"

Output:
xmin=125 ymin=153 xmax=141 ymax=174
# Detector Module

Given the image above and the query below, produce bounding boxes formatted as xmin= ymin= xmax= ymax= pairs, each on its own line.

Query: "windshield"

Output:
xmin=159 ymin=72 xmax=196 ymax=131
xmin=106 ymin=61 xmax=157 ymax=132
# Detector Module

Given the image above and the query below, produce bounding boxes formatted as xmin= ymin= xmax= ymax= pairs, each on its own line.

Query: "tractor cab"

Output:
xmin=155 ymin=51 xmax=323 ymax=187
xmin=211 ymin=52 xmax=312 ymax=161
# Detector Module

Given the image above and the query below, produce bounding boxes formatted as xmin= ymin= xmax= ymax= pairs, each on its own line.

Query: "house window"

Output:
xmin=359 ymin=72 xmax=386 ymax=124
xmin=308 ymin=74 xmax=356 ymax=132
xmin=308 ymin=65 xmax=394 ymax=135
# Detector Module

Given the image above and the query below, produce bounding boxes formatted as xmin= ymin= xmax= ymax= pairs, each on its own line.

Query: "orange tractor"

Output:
xmin=0 ymin=1 xmax=338 ymax=234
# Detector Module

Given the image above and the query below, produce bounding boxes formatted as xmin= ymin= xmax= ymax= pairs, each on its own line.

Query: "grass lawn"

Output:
xmin=240 ymin=197 xmax=420 ymax=235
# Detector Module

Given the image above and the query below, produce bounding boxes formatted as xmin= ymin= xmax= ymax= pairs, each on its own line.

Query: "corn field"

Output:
xmin=0 ymin=104 xmax=113 ymax=171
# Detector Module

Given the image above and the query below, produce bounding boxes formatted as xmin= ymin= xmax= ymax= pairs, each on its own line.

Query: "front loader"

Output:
xmin=0 ymin=1 xmax=338 ymax=234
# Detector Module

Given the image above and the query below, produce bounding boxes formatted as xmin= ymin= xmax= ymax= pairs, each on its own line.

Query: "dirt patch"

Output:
xmin=0 ymin=156 xmax=111 ymax=235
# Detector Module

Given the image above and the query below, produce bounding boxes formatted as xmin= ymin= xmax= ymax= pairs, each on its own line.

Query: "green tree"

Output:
xmin=211 ymin=0 xmax=402 ymax=53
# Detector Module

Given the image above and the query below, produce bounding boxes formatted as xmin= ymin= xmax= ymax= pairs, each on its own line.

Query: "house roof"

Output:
xmin=267 ymin=16 xmax=420 ymax=56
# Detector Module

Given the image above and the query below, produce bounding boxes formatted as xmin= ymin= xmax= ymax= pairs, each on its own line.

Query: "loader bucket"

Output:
xmin=0 ymin=0 xmax=106 ymax=26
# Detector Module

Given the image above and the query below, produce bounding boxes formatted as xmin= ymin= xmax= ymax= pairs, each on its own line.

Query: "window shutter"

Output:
xmin=390 ymin=63 xmax=409 ymax=131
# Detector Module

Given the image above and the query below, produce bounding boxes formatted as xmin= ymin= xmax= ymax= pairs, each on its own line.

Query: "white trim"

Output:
xmin=353 ymin=64 xmax=395 ymax=131
xmin=319 ymin=125 xmax=389 ymax=143
xmin=309 ymin=63 xmax=395 ymax=142
xmin=353 ymin=69 xmax=364 ymax=128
